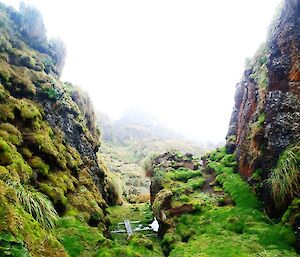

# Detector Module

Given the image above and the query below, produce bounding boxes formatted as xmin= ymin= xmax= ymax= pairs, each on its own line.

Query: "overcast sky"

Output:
xmin=2 ymin=0 xmax=282 ymax=142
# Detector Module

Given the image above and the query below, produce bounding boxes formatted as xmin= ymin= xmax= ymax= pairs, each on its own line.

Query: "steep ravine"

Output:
xmin=1 ymin=0 xmax=300 ymax=256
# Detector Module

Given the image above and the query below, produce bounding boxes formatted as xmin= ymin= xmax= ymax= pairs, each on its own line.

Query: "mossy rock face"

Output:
xmin=0 ymin=123 xmax=22 ymax=145
xmin=28 ymin=156 xmax=49 ymax=176
xmin=0 ymin=2 xmax=114 ymax=256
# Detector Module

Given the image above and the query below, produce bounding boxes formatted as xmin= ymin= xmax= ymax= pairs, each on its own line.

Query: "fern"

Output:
xmin=5 ymin=180 xmax=58 ymax=229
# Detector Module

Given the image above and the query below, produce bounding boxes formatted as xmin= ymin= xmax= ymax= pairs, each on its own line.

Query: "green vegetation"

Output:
xmin=0 ymin=123 xmax=22 ymax=145
xmin=268 ymin=144 xmax=300 ymax=207
xmin=257 ymin=113 xmax=266 ymax=127
xmin=41 ymin=83 xmax=61 ymax=100
xmin=28 ymin=156 xmax=49 ymax=176
xmin=149 ymin=149 xmax=297 ymax=256
xmin=55 ymin=204 xmax=163 ymax=257
xmin=4 ymin=179 xmax=58 ymax=229
xmin=0 ymin=232 xmax=30 ymax=257
xmin=248 ymin=44 xmax=268 ymax=89
xmin=55 ymin=216 xmax=108 ymax=257
xmin=105 ymin=203 xmax=164 ymax=257
xmin=0 ymin=1 xmax=298 ymax=256
xmin=0 ymin=3 xmax=111 ymax=256
xmin=172 ymin=168 xmax=201 ymax=182
xmin=97 ymin=110 xmax=207 ymax=200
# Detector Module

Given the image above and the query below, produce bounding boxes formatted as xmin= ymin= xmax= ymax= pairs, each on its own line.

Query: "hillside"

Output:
xmin=0 ymin=3 xmax=124 ymax=256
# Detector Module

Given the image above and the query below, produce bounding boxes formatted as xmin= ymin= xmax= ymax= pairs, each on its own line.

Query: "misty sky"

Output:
xmin=2 ymin=0 xmax=282 ymax=142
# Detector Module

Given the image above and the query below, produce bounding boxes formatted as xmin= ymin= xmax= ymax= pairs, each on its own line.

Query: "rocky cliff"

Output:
xmin=226 ymin=0 xmax=300 ymax=249
xmin=227 ymin=0 xmax=300 ymax=207
xmin=0 ymin=3 xmax=116 ymax=256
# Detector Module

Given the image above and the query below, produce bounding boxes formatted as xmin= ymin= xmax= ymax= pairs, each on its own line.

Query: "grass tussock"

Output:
xmin=268 ymin=145 xmax=300 ymax=207
xmin=5 ymin=179 xmax=58 ymax=229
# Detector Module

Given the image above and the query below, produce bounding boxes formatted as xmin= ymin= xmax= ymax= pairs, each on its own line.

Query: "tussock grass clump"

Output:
xmin=5 ymin=179 xmax=58 ymax=229
xmin=268 ymin=145 xmax=300 ymax=207
xmin=173 ymin=168 xmax=201 ymax=182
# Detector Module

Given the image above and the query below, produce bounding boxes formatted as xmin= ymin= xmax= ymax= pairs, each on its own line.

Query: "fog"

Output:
xmin=2 ymin=0 xmax=282 ymax=142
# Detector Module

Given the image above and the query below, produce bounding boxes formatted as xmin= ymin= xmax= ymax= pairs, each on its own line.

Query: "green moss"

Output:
xmin=41 ymin=83 xmax=61 ymax=100
xmin=0 ymin=202 xmax=66 ymax=256
xmin=128 ymin=235 xmax=153 ymax=250
xmin=282 ymin=198 xmax=300 ymax=224
xmin=0 ymin=137 xmax=13 ymax=165
xmin=0 ymin=138 xmax=32 ymax=181
xmin=31 ymin=126 xmax=67 ymax=169
xmin=248 ymin=44 xmax=269 ymax=89
xmin=179 ymin=194 xmax=190 ymax=202
xmin=106 ymin=204 xmax=164 ymax=257
xmin=20 ymin=54 xmax=36 ymax=69
xmin=0 ymin=83 xmax=8 ymax=100
xmin=216 ymin=172 xmax=261 ymax=209
xmin=0 ymin=61 xmax=11 ymax=82
xmin=47 ymin=171 xmax=77 ymax=193
xmin=55 ymin=217 xmax=108 ymax=257
xmin=65 ymin=145 xmax=83 ymax=169
xmin=0 ymin=102 xmax=15 ymax=121
xmin=0 ymin=61 xmax=36 ymax=94
xmin=207 ymin=161 xmax=224 ymax=173
xmin=16 ymin=99 xmax=42 ymax=121
xmin=164 ymin=204 xmax=296 ymax=257
xmin=0 ymin=165 xmax=9 ymax=179
xmin=220 ymin=154 xmax=237 ymax=167
xmin=38 ymin=183 xmax=68 ymax=206
xmin=155 ymin=148 xmax=297 ymax=256
xmin=6 ymin=161 xmax=32 ymax=182
xmin=108 ymin=203 xmax=154 ymax=228
xmin=28 ymin=156 xmax=49 ymax=176
xmin=252 ymin=168 xmax=263 ymax=181
xmin=152 ymin=189 xmax=173 ymax=219
xmin=4 ymin=180 xmax=59 ymax=229
xmin=0 ymin=231 xmax=30 ymax=257
xmin=209 ymin=147 xmax=227 ymax=162
xmin=221 ymin=166 xmax=235 ymax=174
xmin=67 ymin=185 xmax=105 ymax=221
xmin=257 ymin=113 xmax=266 ymax=127
xmin=0 ymin=123 xmax=22 ymax=145
xmin=20 ymin=147 xmax=32 ymax=159
xmin=227 ymin=135 xmax=236 ymax=142
xmin=186 ymin=177 xmax=205 ymax=190
xmin=172 ymin=168 xmax=201 ymax=182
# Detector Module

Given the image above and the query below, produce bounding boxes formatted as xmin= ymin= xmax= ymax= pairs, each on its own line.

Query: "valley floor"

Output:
xmin=52 ymin=149 xmax=300 ymax=257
